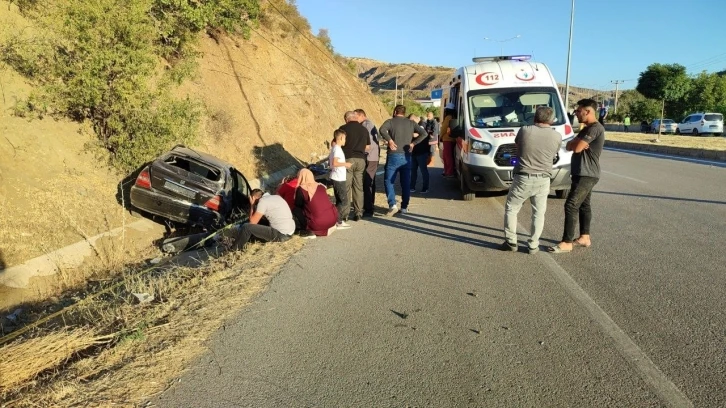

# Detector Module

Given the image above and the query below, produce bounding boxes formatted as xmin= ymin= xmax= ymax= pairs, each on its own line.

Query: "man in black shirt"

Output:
xmin=549 ymin=98 xmax=606 ymax=253
xmin=339 ymin=111 xmax=370 ymax=221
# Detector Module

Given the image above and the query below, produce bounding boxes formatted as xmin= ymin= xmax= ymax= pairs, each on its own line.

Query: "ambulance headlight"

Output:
xmin=471 ymin=141 xmax=492 ymax=154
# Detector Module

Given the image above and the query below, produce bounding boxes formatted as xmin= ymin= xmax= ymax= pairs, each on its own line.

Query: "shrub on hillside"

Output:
xmin=261 ymin=0 xmax=311 ymax=36
xmin=3 ymin=0 xmax=260 ymax=172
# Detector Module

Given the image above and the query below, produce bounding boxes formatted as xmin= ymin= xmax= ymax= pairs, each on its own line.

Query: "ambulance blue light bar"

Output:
xmin=472 ymin=55 xmax=532 ymax=63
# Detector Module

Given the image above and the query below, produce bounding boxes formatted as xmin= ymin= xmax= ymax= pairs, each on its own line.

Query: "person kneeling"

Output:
xmin=232 ymin=189 xmax=296 ymax=251
xmin=295 ymin=169 xmax=339 ymax=238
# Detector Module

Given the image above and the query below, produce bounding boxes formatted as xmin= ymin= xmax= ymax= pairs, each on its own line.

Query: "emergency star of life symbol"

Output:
xmin=515 ymin=69 xmax=534 ymax=81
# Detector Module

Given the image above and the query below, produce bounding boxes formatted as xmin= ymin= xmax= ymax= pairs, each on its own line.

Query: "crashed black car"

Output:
xmin=130 ymin=145 xmax=252 ymax=230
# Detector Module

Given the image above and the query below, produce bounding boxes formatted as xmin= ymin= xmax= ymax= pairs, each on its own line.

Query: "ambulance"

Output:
xmin=441 ymin=55 xmax=574 ymax=200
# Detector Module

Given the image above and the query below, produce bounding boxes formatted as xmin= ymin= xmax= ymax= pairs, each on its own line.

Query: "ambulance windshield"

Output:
xmin=468 ymin=87 xmax=565 ymax=129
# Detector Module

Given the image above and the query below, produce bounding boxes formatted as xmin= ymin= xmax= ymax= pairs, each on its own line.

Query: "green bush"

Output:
xmin=3 ymin=0 xmax=260 ymax=172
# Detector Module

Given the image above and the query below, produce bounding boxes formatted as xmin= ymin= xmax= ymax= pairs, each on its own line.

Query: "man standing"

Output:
xmin=378 ymin=105 xmax=429 ymax=216
xmin=623 ymin=115 xmax=631 ymax=132
xmin=232 ymin=189 xmax=296 ymax=250
xmin=410 ymin=112 xmax=438 ymax=194
xmin=549 ymin=98 xmax=606 ymax=253
xmin=500 ymin=107 xmax=561 ymax=254
xmin=598 ymin=103 xmax=608 ymax=125
xmin=339 ymin=111 xmax=370 ymax=221
xmin=355 ymin=108 xmax=379 ymax=217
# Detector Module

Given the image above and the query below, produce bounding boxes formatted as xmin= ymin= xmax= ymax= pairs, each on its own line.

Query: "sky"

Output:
xmin=295 ymin=0 xmax=726 ymax=92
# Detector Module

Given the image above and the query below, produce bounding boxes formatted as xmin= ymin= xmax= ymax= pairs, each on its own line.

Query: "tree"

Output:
xmin=316 ymin=28 xmax=333 ymax=54
xmin=636 ymin=63 xmax=690 ymax=140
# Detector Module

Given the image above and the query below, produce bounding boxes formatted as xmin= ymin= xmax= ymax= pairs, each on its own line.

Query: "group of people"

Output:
xmin=230 ymin=106 xmax=443 ymax=250
xmin=501 ymin=98 xmax=605 ymax=254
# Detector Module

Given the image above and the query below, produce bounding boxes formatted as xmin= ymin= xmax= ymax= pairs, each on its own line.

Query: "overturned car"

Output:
xmin=130 ymin=145 xmax=252 ymax=230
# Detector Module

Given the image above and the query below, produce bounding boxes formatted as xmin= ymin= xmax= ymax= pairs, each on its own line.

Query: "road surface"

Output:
xmin=154 ymin=149 xmax=726 ymax=407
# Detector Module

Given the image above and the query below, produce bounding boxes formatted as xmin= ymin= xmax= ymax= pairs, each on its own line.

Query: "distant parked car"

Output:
xmin=649 ymin=119 xmax=677 ymax=134
xmin=676 ymin=112 xmax=723 ymax=136
xmin=130 ymin=145 xmax=252 ymax=230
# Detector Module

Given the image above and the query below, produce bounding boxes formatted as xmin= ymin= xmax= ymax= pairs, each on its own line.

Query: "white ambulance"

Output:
xmin=442 ymin=55 xmax=574 ymax=200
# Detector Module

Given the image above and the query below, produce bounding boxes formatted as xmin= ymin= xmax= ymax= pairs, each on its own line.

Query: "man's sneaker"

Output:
xmin=420 ymin=189 xmax=429 ymax=194
xmin=353 ymin=214 xmax=362 ymax=222
xmin=499 ymin=241 xmax=517 ymax=251
xmin=400 ymin=208 xmax=409 ymax=214
xmin=385 ymin=206 xmax=398 ymax=217
xmin=528 ymin=246 xmax=539 ymax=255
xmin=410 ymin=188 xmax=416 ymax=193
xmin=336 ymin=221 xmax=351 ymax=230
xmin=300 ymin=230 xmax=317 ymax=239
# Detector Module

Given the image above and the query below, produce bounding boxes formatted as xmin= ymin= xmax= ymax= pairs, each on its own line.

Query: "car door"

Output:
xmin=680 ymin=115 xmax=692 ymax=133
xmin=690 ymin=115 xmax=702 ymax=133
xmin=230 ymin=168 xmax=252 ymax=216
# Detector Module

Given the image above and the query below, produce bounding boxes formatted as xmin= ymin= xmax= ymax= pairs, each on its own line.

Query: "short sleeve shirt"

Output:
xmin=571 ymin=122 xmax=605 ymax=178
xmin=255 ymin=194 xmax=295 ymax=235
xmin=329 ymin=145 xmax=346 ymax=182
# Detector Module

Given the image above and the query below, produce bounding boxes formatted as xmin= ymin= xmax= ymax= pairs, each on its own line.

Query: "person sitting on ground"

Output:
xmin=294 ymin=168 xmax=338 ymax=238
xmin=231 ymin=189 xmax=295 ymax=251
xmin=329 ymin=129 xmax=352 ymax=229
xmin=277 ymin=174 xmax=305 ymax=232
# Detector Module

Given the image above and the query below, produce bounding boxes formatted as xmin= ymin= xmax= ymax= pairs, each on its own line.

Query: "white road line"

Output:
xmin=490 ymin=200 xmax=693 ymax=407
xmin=606 ymin=147 xmax=726 ymax=167
xmin=601 ymin=170 xmax=647 ymax=184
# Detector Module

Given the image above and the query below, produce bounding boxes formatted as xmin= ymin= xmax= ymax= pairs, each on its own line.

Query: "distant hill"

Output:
xmin=345 ymin=57 xmax=614 ymax=107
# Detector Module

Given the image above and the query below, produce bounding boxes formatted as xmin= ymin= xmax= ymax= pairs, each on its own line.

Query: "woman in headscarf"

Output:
xmin=294 ymin=168 xmax=338 ymax=238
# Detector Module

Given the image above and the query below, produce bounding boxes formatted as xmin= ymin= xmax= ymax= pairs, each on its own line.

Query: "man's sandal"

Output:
xmin=548 ymin=244 xmax=572 ymax=253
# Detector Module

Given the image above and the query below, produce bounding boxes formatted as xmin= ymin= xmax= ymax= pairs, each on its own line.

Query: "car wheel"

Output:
xmin=693 ymin=129 xmax=699 ymax=136
xmin=715 ymin=133 xmax=722 ymax=136
xmin=556 ymin=189 xmax=570 ymax=199
xmin=460 ymin=170 xmax=475 ymax=201
xmin=675 ymin=129 xmax=681 ymax=135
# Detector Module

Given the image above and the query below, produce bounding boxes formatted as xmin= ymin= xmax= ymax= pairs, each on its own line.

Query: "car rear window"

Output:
xmin=164 ymin=155 xmax=221 ymax=181
xmin=662 ymin=120 xmax=674 ymax=124
xmin=705 ymin=114 xmax=723 ymax=121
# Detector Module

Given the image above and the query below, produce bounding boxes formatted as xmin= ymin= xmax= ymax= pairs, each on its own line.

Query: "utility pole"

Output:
xmin=564 ymin=0 xmax=575 ymax=111
xmin=611 ymin=79 xmax=624 ymax=113
xmin=394 ymin=75 xmax=399 ymax=106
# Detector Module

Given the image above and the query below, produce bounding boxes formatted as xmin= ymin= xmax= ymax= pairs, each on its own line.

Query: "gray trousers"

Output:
xmin=504 ymin=174 xmax=550 ymax=249
xmin=346 ymin=158 xmax=366 ymax=217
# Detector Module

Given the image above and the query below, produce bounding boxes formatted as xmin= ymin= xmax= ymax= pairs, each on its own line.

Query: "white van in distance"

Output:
xmin=441 ymin=55 xmax=574 ymax=200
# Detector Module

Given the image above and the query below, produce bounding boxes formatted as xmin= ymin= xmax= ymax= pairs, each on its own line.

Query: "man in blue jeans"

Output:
xmin=379 ymin=105 xmax=429 ymax=216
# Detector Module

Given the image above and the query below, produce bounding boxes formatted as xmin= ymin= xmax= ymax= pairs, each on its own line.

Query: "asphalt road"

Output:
xmin=155 ymin=149 xmax=726 ymax=407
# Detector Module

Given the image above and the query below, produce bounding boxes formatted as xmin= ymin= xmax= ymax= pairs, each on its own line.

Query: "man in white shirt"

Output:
xmin=232 ymin=189 xmax=295 ymax=250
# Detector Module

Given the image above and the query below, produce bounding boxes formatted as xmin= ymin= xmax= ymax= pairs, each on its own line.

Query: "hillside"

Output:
xmin=0 ymin=1 xmax=386 ymax=271
xmin=346 ymin=56 xmax=611 ymax=106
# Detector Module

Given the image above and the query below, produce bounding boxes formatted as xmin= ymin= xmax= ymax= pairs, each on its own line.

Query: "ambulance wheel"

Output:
xmin=461 ymin=175 xmax=475 ymax=201
xmin=556 ymin=189 xmax=570 ymax=199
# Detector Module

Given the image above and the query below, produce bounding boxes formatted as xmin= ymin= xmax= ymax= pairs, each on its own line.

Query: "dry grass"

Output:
xmin=0 ymin=328 xmax=108 ymax=391
xmin=0 ymin=237 xmax=305 ymax=407
xmin=607 ymin=131 xmax=726 ymax=151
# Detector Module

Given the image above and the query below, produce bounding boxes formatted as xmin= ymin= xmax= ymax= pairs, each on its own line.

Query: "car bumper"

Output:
xmin=461 ymin=164 xmax=572 ymax=192
xmin=130 ymin=186 xmax=224 ymax=227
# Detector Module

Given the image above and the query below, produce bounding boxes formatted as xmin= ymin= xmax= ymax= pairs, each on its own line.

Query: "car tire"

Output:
xmin=693 ymin=129 xmax=699 ymax=136
xmin=556 ymin=189 xmax=570 ymax=199
xmin=460 ymin=171 xmax=475 ymax=201
xmin=675 ymin=129 xmax=681 ymax=135
xmin=715 ymin=133 xmax=722 ymax=136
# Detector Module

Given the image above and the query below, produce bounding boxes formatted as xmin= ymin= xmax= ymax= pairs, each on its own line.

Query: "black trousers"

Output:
xmin=363 ymin=160 xmax=378 ymax=213
xmin=562 ymin=176 xmax=599 ymax=243
xmin=232 ymin=223 xmax=290 ymax=250
xmin=332 ymin=180 xmax=349 ymax=222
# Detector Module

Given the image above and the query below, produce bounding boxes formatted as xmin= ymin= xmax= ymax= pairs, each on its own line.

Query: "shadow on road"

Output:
xmin=368 ymin=215 xmax=501 ymax=250
xmin=404 ymin=212 xmax=501 ymax=233
xmin=0 ymin=249 xmax=5 ymax=271
xmin=596 ymin=190 xmax=726 ymax=205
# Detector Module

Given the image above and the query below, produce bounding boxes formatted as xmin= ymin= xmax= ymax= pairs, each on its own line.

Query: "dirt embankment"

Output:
xmin=0 ymin=2 xmax=386 ymax=272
